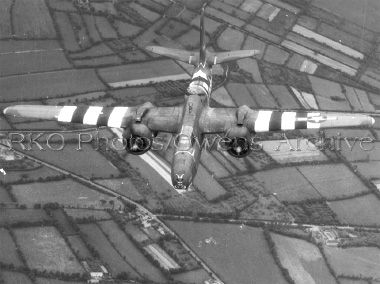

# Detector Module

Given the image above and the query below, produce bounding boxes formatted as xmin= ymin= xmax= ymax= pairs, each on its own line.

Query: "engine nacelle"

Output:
xmin=123 ymin=124 xmax=153 ymax=155
xmin=223 ymin=126 xmax=251 ymax=158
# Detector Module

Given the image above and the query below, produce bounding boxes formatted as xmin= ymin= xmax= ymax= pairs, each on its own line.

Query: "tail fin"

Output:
xmin=199 ymin=3 xmax=207 ymax=64
xmin=145 ymin=46 xmax=198 ymax=65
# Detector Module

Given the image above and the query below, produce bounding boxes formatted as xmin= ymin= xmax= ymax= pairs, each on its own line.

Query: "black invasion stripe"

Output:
xmin=97 ymin=107 xmax=114 ymax=126
xmin=269 ymin=111 xmax=282 ymax=131
xmin=192 ymin=76 xmax=210 ymax=86
xmin=70 ymin=106 xmax=88 ymax=124
xmin=295 ymin=112 xmax=307 ymax=129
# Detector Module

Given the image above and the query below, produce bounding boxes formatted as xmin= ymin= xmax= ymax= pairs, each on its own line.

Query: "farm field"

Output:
xmin=124 ymin=223 xmax=150 ymax=243
xmin=11 ymin=178 xmax=117 ymax=208
xmin=35 ymin=278 xmax=86 ymax=284
xmin=324 ymin=246 xmax=380 ymax=279
xmin=98 ymin=220 xmax=167 ymax=283
xmin=95 ymin=177 xmax=143 ymax=201
xmin=98 ymin=59 xmax=189 ymax=87
xmin=0 ymin=228 xmax=23 ymax=267
xmin=297 ymin=164 xmax=370 ymax=199
xmin=73 ymin=55 xmax=123 ymax=68
xmin=0 ymin=185 xmax=12 ymax=202
xmin=271 ymin=233 xmax=336 ymax=284
xmin=246 ymin=83 xmax=278 ymax=108
xmin=0 ymin=0 xmax=12 ymax=38
xmin=95 ymin=16 xmax=117 ymax=39
xmin=54 ymin=12 xmax=80 ymax=52
xmin=0 ymin=69 xmax=105 ymax=102
xmin=13 ymin=226 xmax=83 ymax=273
xmin=66 ymin=235 xmax=92 ymax=260
xmin=262 ymin=139 xmax=328 ymax=164
xmin=173 ymin=268 xmax=210 ymax=283
xmin=78 ymin=223 xmax=139 ymax=278
xmin=1 ymin=271 xmax=33 ymax=284
xmin=237 ymin=58 xmax=263 ymax=83
xmin=23 ymin=143 xmax=120 ymax=179
xmin=254 ymin=167 xmax=321 ymax=202
xmin=13 ymin=0 xmax=56 ymax=39
xmin=225 ymin=83 xmax=257 ymax=107
xmin=168 ymin=221 xmax=287 ymax=284
xmin=340 ymin=141 xmax=380 ymax=162
xmin=353 ymin=161 xmax=380 ymax=180
xmin=217 ymin=28 xmax=245 ymax=50
xmin=0 ymin=209 xmax=51 ymax=225
xmin=1 ymin=165 xmax=62 ymax=184
xmin=64 ymin=208 xmax=111 ymax=221
xmin=329 ymin=194 xmax=380 ymax=226
xmin=0 ymin=43 xmax=70 ymax=76
xmin=51 ymin=208 xmax=76 ymax=235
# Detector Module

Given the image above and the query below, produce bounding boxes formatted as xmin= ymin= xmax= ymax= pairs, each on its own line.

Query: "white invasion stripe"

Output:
xmin=83 ymin=106 xmax=103 ymax=125
xmin=281 ymin=40 xmax=357 ymax=76
xmin=281 ymin=112 xmax=296 ymax=130
xmin=57 ymin=106 xmax=77 ymax=122
xmin=107 ymin=107 xmax=129 ymax=128
xmin=292 ymin=25 xmax=364 ymax=60
xmin=108 ymin=74 xmax=190 ymax=88
xmin=254 ymin=110 xmax=273 ymax=132
xmin=307 ymin=113 xmax=321 ymax=129
xmin=192 ymin=70 xmax=208 ymax=80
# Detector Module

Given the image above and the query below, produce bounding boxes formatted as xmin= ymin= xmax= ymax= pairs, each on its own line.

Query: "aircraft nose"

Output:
xmin=172 ymin=171 xmax=191 ymax=190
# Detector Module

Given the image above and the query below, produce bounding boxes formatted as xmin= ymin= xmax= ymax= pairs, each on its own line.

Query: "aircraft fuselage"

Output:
xmin=171 ymin=64 xmax=211 ymax=189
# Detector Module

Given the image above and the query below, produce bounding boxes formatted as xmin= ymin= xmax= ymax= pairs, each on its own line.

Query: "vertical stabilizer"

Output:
xmin=199 ymin=3 xmax=207 ymax=64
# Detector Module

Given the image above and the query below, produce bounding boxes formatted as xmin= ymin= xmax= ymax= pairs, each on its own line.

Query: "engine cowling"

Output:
xmin=123 ymin=123 xmax=153 ymax=155
xmin=223 ymin=126 xmax=251 ymax=158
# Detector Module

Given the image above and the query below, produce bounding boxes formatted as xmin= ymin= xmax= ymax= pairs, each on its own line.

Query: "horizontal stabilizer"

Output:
xmin=208 ymin=50 xmax=260 ymax=65
xmin=146 ymin=46 xmax=198 ymax=65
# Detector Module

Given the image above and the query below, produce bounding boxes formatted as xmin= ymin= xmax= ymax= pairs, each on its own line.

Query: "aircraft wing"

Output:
xmin=4 ymin=104 xmax=183 ymax=133
xmin=199 ymin=107 xmax=376 ymax=134
xmin=145 ymin=46 xmax=199 ymax=65
xmin=207 ymin=50 xmax=260 ymax=65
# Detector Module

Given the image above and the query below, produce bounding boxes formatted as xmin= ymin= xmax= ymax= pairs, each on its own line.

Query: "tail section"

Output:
xmin=145 ymin=4 xmax=260 ymax=66
xmin=199 ymin=3 xmax=207 ymax=64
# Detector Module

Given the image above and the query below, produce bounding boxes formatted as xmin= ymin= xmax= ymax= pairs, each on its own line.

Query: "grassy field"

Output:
xmin=217 ymin=27 xmax=245 ymax=50
xmin=79 ymin=223 xmax=139 ymax=278
xmin=268 ymin=84 xmax=301 ymax=109
xmin=254 ymin=167 xmax=321 ymax=202
xmin=70 ymin=43 xmax=114 ymax=59
xmin=129 ymin=2 xmax=160 ymax=22
xmin=73 ymin=55 xmax=123 ymax=68
xmin=173 ymin=268 xmax=210 ymax=283
xmin=168 ymin=221 xmax=287 ymax=284
xmin=13 ymin=226 xmax=83 ymax=273
xmin=67 ymin=235 xmax=92 ymax=260
xmin=0 ymin=209 xmax=51 ymax=225
xmin=24 ymin=144 xmax=120 ymax=179
xmin=263 ymin=45 xmax=290 ymax=65
xmin=124 ymin=223 xmax=150 ymax=243
xmin=95 ymin=16 xmax=117 ymax=39
xmin=51 ymin=208 xmax=77 ymax=235
xmin=0 ymin=228 xmax=23 ymax=267
xmin=54 ymin=12 xmax=80 ymax=52
xmin=1 ymin=166 xmax=62 ymax=184
xmin=48 ymin=0 xmax=77 ymax=12
xmin=324 ymin=246 xmax=380 ymax=279
xmin=329 ymin=194 xmax=380 ymax=226
xmin=226 ymin=83 xmax=257 ymax=107
xmin=0 ymin=0 xmax=12 ymax=38
xmin=114 ymin=20 xmax=142 ymax=37
xmin=271 ymin=233 xmax=336 ymax=284
xmin=1 ymin=271 xmax=33 ymax=284
xmin=238 ymin=58 xmax=263 ymax=83
xmin=13 ymin=0 xmax=56 ymax=39
xmin=94 ymin=177 xmax=143 ymax=202
xmin=297 ymin=164 xmax=370 ymax=199
xmin=353 ymin=161 xmax=380 ymax=180
xmin=0 ymin=69 xmax=105 ymax=102
xmin=0 ymin=185 xmax=12 ymax=202
xmin=246 ymin=84 xmax=278 ymax=108
xmin=98 ymin=220 xmax=167 ymax=283
xmin=35 ymin=278 xmax=86 ymax=284
xmin=64 ymin=208 xmax=111 ymax=221
xmin=0 ymin=42 xmax=70 ymax=77
xmin=11 ymin=178 xmax=117 ymax=208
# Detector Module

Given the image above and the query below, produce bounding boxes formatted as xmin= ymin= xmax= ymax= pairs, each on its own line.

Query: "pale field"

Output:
xmin=272 ymin=233 xmax=336 ymax=284
xmin=13 ymin=226 xmax=84 ymax=273
xmin=329 ymin=194 xmax=380 ymax=226
xmin=263 ymin=45 xmax=290 ymax=65
xmin=238 ymin=58 xmax=263 ymax=83
xmin=168 ymin=221 xmax=287 ymax=284
xmin=325 ymin=246 xmax=380 ymax=279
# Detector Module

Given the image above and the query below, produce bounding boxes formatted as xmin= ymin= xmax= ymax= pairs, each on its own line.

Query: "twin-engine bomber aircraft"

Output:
xmin=3 ymin=6 xmax=378 ymax=190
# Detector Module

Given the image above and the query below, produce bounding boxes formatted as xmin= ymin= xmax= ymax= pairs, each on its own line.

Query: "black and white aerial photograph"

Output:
xmin=0 ymin=0 xmax=380 ymax=283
